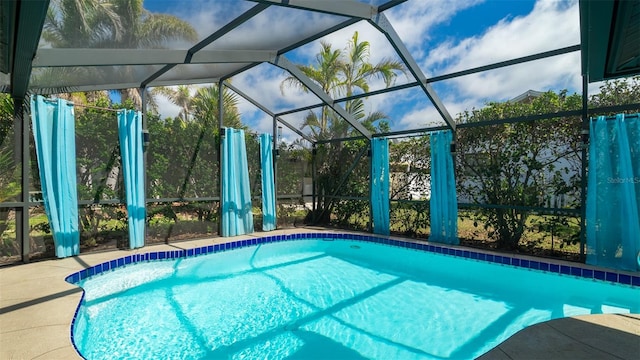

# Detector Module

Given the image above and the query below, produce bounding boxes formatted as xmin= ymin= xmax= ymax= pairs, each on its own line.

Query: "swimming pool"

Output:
xmin=67 ymin=233 xmax=640 ymax=359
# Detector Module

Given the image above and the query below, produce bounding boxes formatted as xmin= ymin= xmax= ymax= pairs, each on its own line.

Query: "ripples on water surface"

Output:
xmin=73 ymin=239 xmax=639 ymax=359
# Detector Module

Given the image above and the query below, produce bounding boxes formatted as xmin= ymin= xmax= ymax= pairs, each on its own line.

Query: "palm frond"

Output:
xmin=191 ymin=85 xmax=243 ymax=128
xmin=280 ymin=75 xmax=309 ymax=95
xmin=139 ymin=13 xmax=198 ymax=48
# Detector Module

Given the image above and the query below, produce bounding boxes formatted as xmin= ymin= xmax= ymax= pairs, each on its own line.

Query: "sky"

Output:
xmin=141 ymin=0 xmax=597 ymax=143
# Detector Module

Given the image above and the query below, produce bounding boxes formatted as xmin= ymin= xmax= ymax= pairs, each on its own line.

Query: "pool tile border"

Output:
xmin=65 ymin=232 xmax=640 ymax=288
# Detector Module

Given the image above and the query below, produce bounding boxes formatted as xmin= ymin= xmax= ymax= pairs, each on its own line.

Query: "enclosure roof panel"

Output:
xmin=149 ymin=63 xmax=257 ymax=87
xmin=1 ymin=0 xmax=370 ymax=95
xmin=0 ymin=0 xmax=638 ymax=132
xmin=28 ymin=64 xmax=167 ymax=93
xmin=580 ymin=0 xmax=640 ymax=82
xmin=198 ymin=6 xmax=350 ymax=52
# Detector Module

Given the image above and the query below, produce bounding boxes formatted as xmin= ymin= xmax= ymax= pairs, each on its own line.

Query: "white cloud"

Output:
xmin=396 ymin=95 xmax=480 ymax=130
xmin=155 ymin=0 xmax=585 ymax=134
xmin=232 ymin=63 xmax=320 ymax=113
xmin=449 ymin=52 xmax=581 ymax=101
xmin=386 ymin=0 xmax=485 ymax=54
xmin=424 ymin=0 xmax=580 ymax=74
xmin=300 ymin=21 xmax=398 ymax=65
xmin=395 ymin=0 xmax=582 ymax=129
xmin=398 ymin=106 xmax=444 ymax=129
xmin=151 ymin=85 xmax=202 ymax=120
xmin=155 ymin=97 xmax=181 ymax=119
xmin=587 ymin=80 xmax=606 ymax=96
xmin=165 ymin=1 xmax=254 ymax=43
xmin=166 ymin=0 xmax=359 ymax=55
xmin=285 ymin=0 xmax=482 ymax=131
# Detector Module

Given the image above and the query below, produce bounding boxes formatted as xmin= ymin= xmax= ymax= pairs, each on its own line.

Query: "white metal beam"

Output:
xmin=247 ymin=0 xmax=376 ymax=19
xmin=31 ymin=82 xmax=146 ymax=94
xmin=33 ymin=49 xmax=278 ymax=67
xmin=270 ymin=55 xmax=372 ymax=140
xmin=192 ymin=50 xmax=277 ymax=64
xmin=146 ymin=77 xmax=222 ymax=87
xmin=224 ymin=81 xmax=314 ymax=143
xmin=33 ymin=49 xmax=186 ymax=67
xmin=30 ymin=77 xmax=223 ymax=94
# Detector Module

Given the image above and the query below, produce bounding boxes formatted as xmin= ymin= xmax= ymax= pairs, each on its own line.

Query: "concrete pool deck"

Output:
xmin=1 ymin=229 xmax=638 ymax=359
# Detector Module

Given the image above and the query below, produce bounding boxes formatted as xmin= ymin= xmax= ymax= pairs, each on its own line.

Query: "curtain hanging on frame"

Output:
xmin=260 ymin=133 xmax=276 ymax=231
xmin=118 ymin=109 xmax=145 ymax=249
xmin=429 ymin=130 xmax=458 ymax=245
xmin=371 ymin=137 xmax=390 ymax=235
xmin=221 ymin=128 xmax=254 ymax=236
xmin=586 ymin=113 xmax=640 ymax=271
xmin=30 ymin=95 xmax=80 ymax=258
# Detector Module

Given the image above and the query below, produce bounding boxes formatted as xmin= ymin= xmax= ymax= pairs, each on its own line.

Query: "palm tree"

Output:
xmin=153 ymin=85 xmax=194 ymax=122
xmin=43 ymin=0 xmax=123 ymax=47
xmin=191 ymin=85 xmax=244 ymax=129
xmin=280 ymin=32 xmax=406 ymax=224
xmin=341 ymin=32 xmax=405 ymax=96
xmin=43 ymin=0 xmax=198 ymax=109
xmin=281 ymin=42 xmax=342 ymax=140
xmin=281 ymin=31 xmax=405 ymax=140
xmin=45 ymin=0 xmax=198 ymax=49
xmin=169 ymin=84 xmax=244 ymax=201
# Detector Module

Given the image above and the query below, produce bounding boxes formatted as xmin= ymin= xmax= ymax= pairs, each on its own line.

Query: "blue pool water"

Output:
xmin=72 ymin=238 xmax=639 ymax=359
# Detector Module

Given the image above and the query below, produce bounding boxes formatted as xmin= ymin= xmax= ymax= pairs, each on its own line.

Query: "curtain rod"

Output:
xmin=40 ymin=97 xmax=126 ymax=113
xmin=73 ymin=102 xmax=125 ymax=112
xmin=591 ymin=113 xmax=639 ymax=120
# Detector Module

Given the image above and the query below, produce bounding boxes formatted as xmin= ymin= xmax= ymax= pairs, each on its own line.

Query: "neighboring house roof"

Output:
xmin=509 ymin=90 xmax=544 ymax=103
